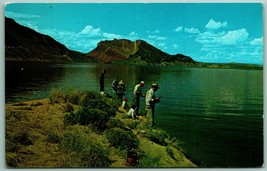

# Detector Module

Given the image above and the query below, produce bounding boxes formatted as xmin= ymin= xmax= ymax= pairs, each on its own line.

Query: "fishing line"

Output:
xmin=160 ymin=75 xmax=193 ymax=98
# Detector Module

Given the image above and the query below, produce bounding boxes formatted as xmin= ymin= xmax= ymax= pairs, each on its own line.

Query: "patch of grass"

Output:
xmin=16 ymin=107 xmax=32 ymax=110
xmin=64 ymin=108 xmax=110 ymax=132
xmin=166 ymin=145 xmax=175 ymax=159
xmin=49 ymin=88 xmax=65 ymax=104
xmin=60 ymin=127 xmax=111 ymax=167
xmin=65 ymin=89 xmax=81 ymax=105
xmin=137 ymin=154 xmax=161 ymax=168
xmin=30 ymin=102 xmax=43 ymax=107
xmin=13 ymin=131 xmax=33 ymax=146
xmin=47 ymin=131 xmax=61 ymax=143
xmin=62 ymin=103 xmax=74 ymax=113
xmin=12 ymin=102 xmax=27 ymax=106
xmin=145 ymin=128 xmax=170 ymax=146
xmin=107 ymin=118 xmax=125 ymax=129
xmin=106 ymin=128 xmax=139 ymax=150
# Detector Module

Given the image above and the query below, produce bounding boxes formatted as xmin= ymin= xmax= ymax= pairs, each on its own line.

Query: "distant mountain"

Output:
xmin=5 ymin=17 xmax=93 ymax=63
xmin=86 ymin=39 xmax=196 ymax=64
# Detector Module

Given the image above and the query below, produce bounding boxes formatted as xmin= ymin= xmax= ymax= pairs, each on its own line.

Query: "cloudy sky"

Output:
xmin=5 ymin=3 xmax=263 ymax=64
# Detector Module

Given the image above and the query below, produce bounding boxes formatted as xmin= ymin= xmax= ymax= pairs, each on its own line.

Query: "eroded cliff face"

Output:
xmin=86 ymin=38 xmax=195 ymax=64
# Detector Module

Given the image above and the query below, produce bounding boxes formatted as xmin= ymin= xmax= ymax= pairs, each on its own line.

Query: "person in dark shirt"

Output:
xmin=99 ymin=70 xmax=107 ymax=93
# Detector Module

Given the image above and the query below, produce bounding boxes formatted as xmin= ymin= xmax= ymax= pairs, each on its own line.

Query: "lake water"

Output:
xmin=5 ymin=62 xmax=263 ymax=167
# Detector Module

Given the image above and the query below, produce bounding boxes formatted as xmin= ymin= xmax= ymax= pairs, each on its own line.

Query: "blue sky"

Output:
xmin=5 ymin=3 xmax=263 ymax=64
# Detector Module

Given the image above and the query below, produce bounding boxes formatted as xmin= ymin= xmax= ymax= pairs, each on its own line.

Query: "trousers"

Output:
xmin=145 ymin=105 xmax=155 ymax=127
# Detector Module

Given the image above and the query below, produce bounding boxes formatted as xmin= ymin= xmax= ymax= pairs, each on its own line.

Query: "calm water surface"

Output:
xmin=6 ymin=62 xmax=263 ymax=167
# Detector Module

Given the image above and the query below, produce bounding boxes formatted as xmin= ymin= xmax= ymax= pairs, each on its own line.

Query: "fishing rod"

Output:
xmin=159 ymin=76 xmax=193 ymax=98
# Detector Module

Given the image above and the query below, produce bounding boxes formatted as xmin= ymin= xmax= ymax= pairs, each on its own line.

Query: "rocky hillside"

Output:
xmin=5 ymin=17 xmax=92 ymax=63
xmin=86 ymin=39 xmax=196 ymax=64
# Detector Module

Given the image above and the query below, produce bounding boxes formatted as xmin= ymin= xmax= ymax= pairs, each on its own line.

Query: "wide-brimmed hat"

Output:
xmin=151 ymin=83 xmax=159 ymax=88
xmin=140 ymin=81 xmax=145 ymax=85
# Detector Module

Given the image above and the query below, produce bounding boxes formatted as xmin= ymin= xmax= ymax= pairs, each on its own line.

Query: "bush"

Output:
xmin=64 ymin=112 xmax=78 ymax=125
xmin=79 ymin=91 xmax=101 ymax=106
xmin=137 ymin=154 xmax=160 ymax=168
xmin=47 ymin=131 xmax=61 ymax=143
xmin=107 ymin=118 xmax=125 ymax=129
xmin=14 ymin=131 xmax=33 ymax=146
xmin=79 ymin=91 xmax=116 ymax=117
xmin=65 ymin=90 xmax=81 ymax=105
xmin=106 ymin=128 xmax=139 ymax=150
xmin=64 ymin=108 xmax=111 ymax=131
xmin=166 ymin=146 xmax=175 ymax=159
xmin=61 ymin=131 xmax=86 ymax=153
xmin=145 ymin=128 xmax=170 ymax=146
xmin=49 ymin=88 xmax=65 ymax=104
xmin=80 ymin=143 xmax=111 ymax=167
xmin=60 ymin=129 xmax=111 ymax=167
xmin=62 ymin=103 xmax=74 ymax=113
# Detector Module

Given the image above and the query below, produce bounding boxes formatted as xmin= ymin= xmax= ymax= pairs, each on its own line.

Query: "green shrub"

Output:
xmin=60 ymin=129 xmax=111 ymax=167
xmin=5 ymin=131 xmax=18 ymax=153
xmin=80 ymin=143 xmax=111 ymax=167
xmin=49 ymin=88 xmax=65 ymax=104
xmin=137 ymin=154 xmax=160 ymax=168
xmin=62 ymin=103 xmax=74 ymax=113
xmin=65 ymin=90 xmax=81 ymax=105
xmin=166 ymin=146 xmax=175 ymax=159
xmin=61 ymin=131 xmax=86 ymax=153
xmin=47 ymin=131 xmax=61 ymax=143
xmin=78 ymin=108 xmax=110 ymax=131
xmin=145 ymin=128 xmax=170 ymax=146
xmin=106 ymin=128 xmax=139 ymax=150
xmin=79 ymin=91 xmax=102 ymax=106
xmin=79 ymin=91 xmax=116 ymax=117
xmin=107 ymin=118 xmax=125 ymax=129
xmin=64 ymin=108 xmax=110 ymax=131
xmin=14 ymin=131 xmax=33 ymax=146
xmin=64 ymin=112 xmax=78 ymax=125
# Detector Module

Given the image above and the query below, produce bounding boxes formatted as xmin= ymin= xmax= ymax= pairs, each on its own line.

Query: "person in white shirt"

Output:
xmin=133 ymin=81 xmax=145 ymax=115
xmin=145 ymin=83 xmax=160 ymax=127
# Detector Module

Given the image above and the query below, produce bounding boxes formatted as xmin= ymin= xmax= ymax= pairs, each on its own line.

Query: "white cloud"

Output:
xmin=205 ymin=19 xmax=227 ymax=30
xmin=5 ymin=11 xmax=40 ymax=19
xmin=174 ymin=26 xmax=183 ymax=32
xmin=129 ymin=31 xmax=138 ymax=37
xmin=36 ymin=24 xmax=125 ymax=53
xmin=173 ymin=44 xmax=178 ymax=49
xmin=79 ymin=25 xmax=101 ymax=37
xmin=195 ymin=27 xmax=262 ymax=64
xmin=103 ymin=32 xmax=122 ymax=39
xmin=158 ymin=42 xmax=166 ymax=47
xmin=147 ymin=30 xmax=160 ymax=34
xmin=220 ymin=29 xmax=249 ymax=45
xmin=249 ymin=37 xmax=263 ymax=46
xmin=154 ymin=30 xmax=160 ymax=34
xmin=148 ymin=35 xmax=167 ymax=41
xmin=196 ymin=29 xmax=248 ymax=46
xmin=184 ymin=27 xmax=200 ymax=34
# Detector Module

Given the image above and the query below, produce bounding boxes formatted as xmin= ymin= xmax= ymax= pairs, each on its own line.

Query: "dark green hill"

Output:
xmin=5 ymin=17 xmax=93 ymax=63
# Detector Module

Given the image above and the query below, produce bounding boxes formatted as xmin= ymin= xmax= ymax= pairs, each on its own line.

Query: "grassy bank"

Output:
xmin=5 ymin=89 xmax=196 ymax=168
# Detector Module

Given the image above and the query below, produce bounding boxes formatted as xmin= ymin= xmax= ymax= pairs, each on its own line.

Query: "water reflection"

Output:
xmin=6 ymin=62 xmax=66 ymax=103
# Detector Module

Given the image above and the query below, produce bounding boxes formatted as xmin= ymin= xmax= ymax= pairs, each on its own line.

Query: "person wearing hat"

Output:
xmin=133 ymin=81 xmax=145 ymax=116
xmin=145 ymin=83 xmax=160 ymax=127
xmin=112 ymin=78 xmax=119 ymax=96
xmin=116 ymin=80 xmax=126 ymax=101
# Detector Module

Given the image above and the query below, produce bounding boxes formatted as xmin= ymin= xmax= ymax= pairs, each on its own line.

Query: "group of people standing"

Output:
xmin=99 ymin=69 xmax=160 ymax=127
